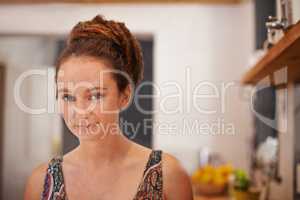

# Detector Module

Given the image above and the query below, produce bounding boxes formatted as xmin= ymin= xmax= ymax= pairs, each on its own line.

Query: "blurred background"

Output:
xmin=0 ymin=0 xmax=300 ymax=199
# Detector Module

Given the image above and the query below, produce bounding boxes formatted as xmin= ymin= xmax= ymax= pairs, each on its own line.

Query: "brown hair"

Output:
xmin=56 ymin=14 xmax=144 ymax=93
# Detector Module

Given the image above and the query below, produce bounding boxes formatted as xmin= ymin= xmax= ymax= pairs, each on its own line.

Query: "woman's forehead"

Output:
xmin=56 ymin=73 xmax=114 ymax=92
xmin=57 ymin=73 xmax=113 ymax=85
xmin=57 ymin=80 xmax=108 ymax=89
xmin=58 ymin=56 xmax=113 ymax=78
xmin=57 ymin=56 xmax=116 ymax=90
xmin=57 ymin=56 xmax=115 ymax=84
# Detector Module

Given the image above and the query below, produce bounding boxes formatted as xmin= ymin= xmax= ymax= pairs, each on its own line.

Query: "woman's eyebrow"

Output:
xmin=57 ymin=87 xmax=107 ymax=93
xmin=57 ymin=88 xmax=69 ymax=93
xmin=90 ymin=86 xmax=108 ymax=92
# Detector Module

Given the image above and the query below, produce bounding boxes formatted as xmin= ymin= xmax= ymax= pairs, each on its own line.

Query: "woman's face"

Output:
xmin=57 ymin=56 xmax=130 ymax=140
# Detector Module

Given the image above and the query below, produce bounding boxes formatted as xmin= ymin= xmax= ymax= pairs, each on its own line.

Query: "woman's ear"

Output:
xmin=119 ymin=84 xmax=132 ymax=111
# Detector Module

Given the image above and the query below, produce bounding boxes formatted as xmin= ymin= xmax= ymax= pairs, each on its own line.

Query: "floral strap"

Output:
xmin=41 ymin=157 xmax=66 ymax=200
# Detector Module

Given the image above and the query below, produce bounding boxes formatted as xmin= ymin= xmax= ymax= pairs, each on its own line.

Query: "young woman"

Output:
xmin=24 ymin=15 xmax=193 ymax=200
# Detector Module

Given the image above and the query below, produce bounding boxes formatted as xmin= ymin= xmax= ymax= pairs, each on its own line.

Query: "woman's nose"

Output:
xmin=74 ymin=97 xmax=92 ymax=114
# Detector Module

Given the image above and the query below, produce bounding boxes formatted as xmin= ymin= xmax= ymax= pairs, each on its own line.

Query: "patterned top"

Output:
xmin=41 ymin=150 xmax=163 ymax=200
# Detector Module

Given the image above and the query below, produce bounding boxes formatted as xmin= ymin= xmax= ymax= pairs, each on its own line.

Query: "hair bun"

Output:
xmin=69 ymin=15 xmax=121 ymax=47
xmin=91 ymin=14 xmax=107 ymax=25
xmin=57 ymin=14 xmax=144 ymax=90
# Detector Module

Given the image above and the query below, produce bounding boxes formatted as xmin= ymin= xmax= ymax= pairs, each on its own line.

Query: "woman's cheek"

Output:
xmin=61 ymin=103 xmax=73 ymax=123
xmin=58 ymin=100 xmax=69 ymax=114
xmin=93 ymin=104 xmax=118 ymax=123
xmin=102 ymin=96 xmax=121 ymax=113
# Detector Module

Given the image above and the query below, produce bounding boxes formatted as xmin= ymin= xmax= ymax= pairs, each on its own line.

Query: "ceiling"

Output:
xmin=0 ymin=0 xmax=245 ymax=4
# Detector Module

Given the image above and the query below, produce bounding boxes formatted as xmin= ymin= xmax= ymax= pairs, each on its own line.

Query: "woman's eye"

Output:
xmin=89 ymin=93 xmax=103 ymax=101
xmin=62 ymin=94 xmax=76 ymax=102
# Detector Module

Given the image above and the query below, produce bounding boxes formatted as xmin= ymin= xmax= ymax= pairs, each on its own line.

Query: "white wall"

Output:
xmin=0 ymin=2 xmax=255 ymax=200
xmin=292 ymin=0 xmax=300 ymax=23
xmin=0 ymin=36 xmax=62 ymax=200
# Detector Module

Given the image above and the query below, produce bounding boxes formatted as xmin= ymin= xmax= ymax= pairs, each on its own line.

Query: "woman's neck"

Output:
xmin=72 ymin=129 xmax=132 ymax=169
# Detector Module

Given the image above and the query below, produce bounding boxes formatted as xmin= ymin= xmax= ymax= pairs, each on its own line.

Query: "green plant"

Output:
xmin=233 ymin=169 xmax=250 ymax=191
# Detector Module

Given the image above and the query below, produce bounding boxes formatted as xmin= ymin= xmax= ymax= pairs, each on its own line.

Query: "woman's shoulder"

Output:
xmin=161 ymin=152 xmax=185 ymax=175
xmin=161 ymin=152 xmax=194 ymax=200
xmin=24 ymin=162 xmax=49 ymax=200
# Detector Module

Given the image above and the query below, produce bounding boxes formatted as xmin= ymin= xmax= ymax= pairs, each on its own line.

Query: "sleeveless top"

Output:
xmin=41 ymin=150 xmax=163 ymax=200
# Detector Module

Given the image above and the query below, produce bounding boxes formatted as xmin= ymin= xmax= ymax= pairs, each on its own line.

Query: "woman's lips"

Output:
xmin=73 ymin=122 xmax=100 ymax=130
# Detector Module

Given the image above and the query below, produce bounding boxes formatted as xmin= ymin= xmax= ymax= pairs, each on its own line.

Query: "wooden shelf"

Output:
xmin=241 ymin=21 xmax=300 ymax=85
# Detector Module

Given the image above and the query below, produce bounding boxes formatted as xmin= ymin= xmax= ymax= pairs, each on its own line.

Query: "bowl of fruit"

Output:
xmin=191 ymin=164 xmax=233 ymax=196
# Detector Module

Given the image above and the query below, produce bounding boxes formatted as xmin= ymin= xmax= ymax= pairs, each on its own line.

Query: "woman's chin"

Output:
xmin=72 ymin=126 xmax=105 ymax=140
